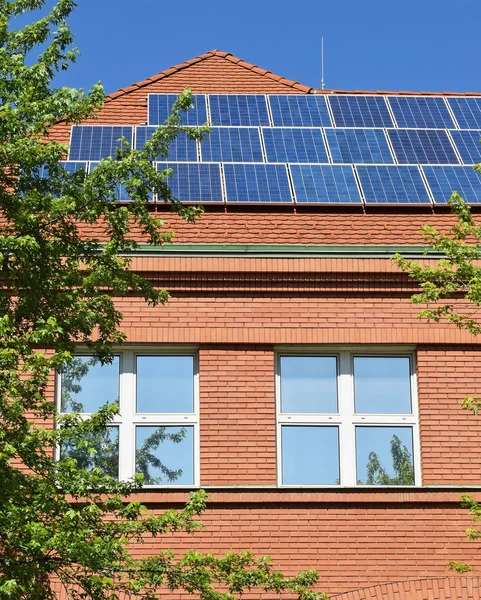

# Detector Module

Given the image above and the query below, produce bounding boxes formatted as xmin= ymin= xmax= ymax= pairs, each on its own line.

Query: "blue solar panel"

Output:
xmin=388 ymin=129 xmax=459 ymax=165
xmin=422 ymin=165 xmax=481 ymax=204
xmin=224 ymin=163 xmax=292 ymax=203
xmin=135 ymin=127 xmax=198 ymax=161
xmin=156 ymin=162 xmax=223 ymax=203
xmin=450 ymin=130 xmax=481 ymax=164
xmin=290 ymin=164 xmax=361 ymax=204
xmin=328 ymin=96 xmax=393 ymax=128
xmin=325 ymin=128 xmax=393 ymax=164
xmin=356 ymin=165 xmax=431 ymax=204
xmin=262 ymin=128 xmax=328 ymax=163
xmin=268 ymin=95 xmax=332 ymax=127
xmin=209 ymin=95 xmax=270 ymax=126
xmin=447 ymin=97 xmax=481 ymax=129
xmin=148 ymin=94 xmax=207 ymax=126
xmin=59 ymin=161 xmax=88 ymax=174
xmin=200 ymin=127 xmax=263 ymax=162
xmin=69 ymin=126 xmax=133 ymax=161
xmin=388 ymin=96 xmax=455 ymax=129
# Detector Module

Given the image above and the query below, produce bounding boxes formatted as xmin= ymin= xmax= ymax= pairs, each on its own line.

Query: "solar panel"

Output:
xmin=388 ymin=96 xmax=455 ymax=129
xmin=262 ymin=128 xmax=328 ymax=163
xmin=224 ymin=163 xmax=293 ymax=203
xmin=387 ymin=129 xmax=459 ymax=165
xmin=156 ymin=162 xmax=223 ymax=203
xmin=447 ymin=97 xmax=481 ymax=129
xmin=450 ymin=130 xmax=481 ymax=164
xmin=200 ymin=127 xmax=263 ymax=162
xmin=328 ymin=96 xmax=393 ymax=128
xmin=422 ymin=165 xmax=481 ymax=204
xmin=290 ymin=164 xmax=362 ymax=204
xmin=148 ymin=94 xmax=207 ymax=126
xmin=209 ymin=95 xmax=270 ymax=126
xmin=356 ymin=165 xmax=432 ymax=204
xmin=325 ymin=128 xmax=393 ymax=164
xmin=59 ymin=161 xmax=88 ymax=174
xmin=69 ymin=126 xmax=133 ymax=161
xmin=135 ymin=127 xmax=198 ymax=161
xmin=268 ymin=95 xmax=332 ymax=127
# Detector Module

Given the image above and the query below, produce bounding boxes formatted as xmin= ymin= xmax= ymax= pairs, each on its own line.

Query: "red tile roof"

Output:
xmin=106 ymin=49 xmax=313 ymax=102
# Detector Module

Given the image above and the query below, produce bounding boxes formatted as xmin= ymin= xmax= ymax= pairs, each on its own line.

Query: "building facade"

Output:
xmin=52 ymin=51 xmax=481 ymax=599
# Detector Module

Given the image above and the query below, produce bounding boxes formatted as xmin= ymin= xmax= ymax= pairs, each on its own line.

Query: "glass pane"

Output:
xmin=281 ymin=426 xmax=339 ymax=485
xmin=354 ymin=356 xmax=412 ymax=414
xmin=135 ymin=426 xmax=194 ymax=485
xmin=280 ymin=356 xmax=337 ymax=413
xmin=60 ymin=426 xmax=119 ymax=479
xmin=356 ymin=426 xmax=414 ymax=485
xmin=136 ymin=356 xmax=194 ymax=413
xmin=60 ymin=356 xmax=120 ymax=413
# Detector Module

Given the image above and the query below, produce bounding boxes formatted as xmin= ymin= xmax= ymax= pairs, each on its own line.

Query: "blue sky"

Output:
xmin=25 ymin=0 xmax=481 ymax=96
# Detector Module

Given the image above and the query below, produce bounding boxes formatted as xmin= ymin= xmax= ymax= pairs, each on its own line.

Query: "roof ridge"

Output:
xmin=105 ymin=50 xmax=313 ymax=102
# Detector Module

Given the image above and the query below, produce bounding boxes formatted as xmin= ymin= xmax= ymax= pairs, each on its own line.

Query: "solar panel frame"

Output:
xmin=208 ymin=94 xmax=270 ymax=126
xmin=268 ymin=95 xmax=332 ymax=127
xmin=156 ymin=162 xmax=224 ymax=203
xmin=200 ymin=127 xmax=264 ymax=162
xmin=289 ymin=164 xmax=362 ymax=204
xmin=68 ymin=125 xmax=133 ymax=161
xmin=449 ymin=130 xmax=481 ymax=165
xmin=224 ymin=163 xmax=293 ymax=203
xmin=325 ymin=128 xmax=394 ymax=164
xmin=147 ymin=94 xmax=208 ymax=126
xmin=387 ymin=129 xmax=460 ymax=165
xmin=422 ymin=165 xmax=481 ymax=205
xmin=355 ymin=164 xmax=433 ymax=205
xmin=327 ymin=95 xmax=394 ymax=128
xmin=387 ymin=96 xmax=456 ymax=129
xmin=262 ymin=128 xmax=329 ymax=163
xmin=135 ymin=126 xmax=198 ymax=162
xmin=446 ymin=97 xmax=481 ymax=129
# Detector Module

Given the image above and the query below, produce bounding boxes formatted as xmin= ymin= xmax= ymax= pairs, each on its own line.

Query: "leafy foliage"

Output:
xmin=0 ymin=1 xmax=326 ymax=598
xmin=363 ymin=435 xmax=414 ymax=486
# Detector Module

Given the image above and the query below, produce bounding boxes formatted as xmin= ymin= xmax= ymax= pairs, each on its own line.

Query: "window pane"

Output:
xmin=136 ymin=356 xmax=194 ymax=413
xmin=60 ymin=426 xmax=119 ymax=479
xmin=356 ymin=426 xmax=414 ymax=485
xmin=354 ymin=356 xmax=412 ymax=413
xmin=135 ymin=426 xmax=194 ymax=485
xmin=281 ymin=426 xmax=339 ymax=485
xmin=280 ymin=356 xmax=338 ymax=413
xmin=60 ymin=356 xmax=120 ymax=413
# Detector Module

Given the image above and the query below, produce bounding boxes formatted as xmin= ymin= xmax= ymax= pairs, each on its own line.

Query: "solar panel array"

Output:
xmin=65 ymin=94 xmax=481 ymax=205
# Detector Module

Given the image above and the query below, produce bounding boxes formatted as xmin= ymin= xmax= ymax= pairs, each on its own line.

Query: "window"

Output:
xmin=277 ymin=350 xmax=420 ymax=486
xmin=57 ymin=350 xmax=199 ymax=486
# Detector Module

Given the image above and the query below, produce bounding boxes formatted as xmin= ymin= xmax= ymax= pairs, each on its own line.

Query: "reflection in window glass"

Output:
xmin=354 ymin=356 xmax=412 ymax=414
xmin=136 ymin=356 xmax=194 ymax=413
xmin=356 ymin=426 xmax=414 ymax=485
xmin=280 ymin=356 xmax=338 ymax=413
xmin=281 ymin=426 xmax=339 ymax=485
xmin=60 ymin=356 xmax=120 ymax=413
xmin=60 ymin=426 xmax=119 ymax=479
xmin=135 ymin=426 xmax=194 ymax=485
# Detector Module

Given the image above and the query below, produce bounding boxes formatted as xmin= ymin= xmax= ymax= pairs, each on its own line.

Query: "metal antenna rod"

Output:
xmin=321 ymin=36 xmax=325 ymax=90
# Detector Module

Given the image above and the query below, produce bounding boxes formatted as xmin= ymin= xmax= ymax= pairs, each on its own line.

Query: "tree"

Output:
xmin=362 ymin=434 xmax=415 ymax=486
xmin=394 ymin=162 xmax=481 ymax=574
xmin=0 ymin=2 xmax=324 ymax=598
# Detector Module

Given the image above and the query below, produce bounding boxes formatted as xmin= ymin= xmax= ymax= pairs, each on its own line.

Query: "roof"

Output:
xmin=105 ymin=49 xmax=314 ymax=102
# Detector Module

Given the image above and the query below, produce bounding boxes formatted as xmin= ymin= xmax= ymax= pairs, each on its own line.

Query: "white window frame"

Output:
xmin=276 ymin=347 xmax=421 ymax=487
xmin=56 ymin=348 xmax=200 ymax=488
